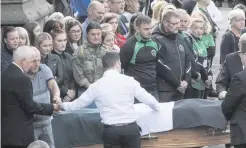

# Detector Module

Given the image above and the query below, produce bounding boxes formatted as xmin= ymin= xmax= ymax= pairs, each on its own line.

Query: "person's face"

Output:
xmin=22 ymin=57 xmax=34 ymax=72
xmin=136 ymin=23 xmax=152 ymax=39
xmin=68 ymin=25 xmax=82 ymax=42
xmin=164 ymin=17 xmax=180 ymax=34
xmin=29 ymin=53 xmax=41 ymax=74
xmin=109 ymin=0 xmax=125 ymax=14
xmin=39 ymin=39 xmax=53 ymax=56
xmin=179 ymin=16 xmax=189 ymax=31
xmin=4 ymin=31 xmax=19 ymax=50
xmin=87 ymin=29 xmax=102 ymax=45
xmin=53 ymin=33 xmax=67 ymax=52
xmin=19 ymin=35 xmax=27 ymax=46
xmin=190 ymin=22 xmax=204 ymax=38
xmin=103 ymin=34 xmax=115 ymax=47
xmin=103 ymin=0 xmax=110 ymax=12
xmin=33 ymin=25 xmax=41 ymax=37
xmin=91 ymin=5 xmax=105 ymax=23
xmin=108 ymin=18 xmax=118 ymax=33
xmin=233 ymin=16 xmax=245 ymax=30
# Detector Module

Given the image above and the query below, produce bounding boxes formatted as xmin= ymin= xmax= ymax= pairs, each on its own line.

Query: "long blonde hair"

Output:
xmin=191 ymin=11 xmax=212 ymax=35
xmin=16 ymin=27 xmax=30 ymax=46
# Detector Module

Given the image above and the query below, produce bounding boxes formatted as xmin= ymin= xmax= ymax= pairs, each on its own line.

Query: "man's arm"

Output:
xmin=183 ymin=47 xmax=192 ymax=83
xmin=132 ymin=78 xmax=160 ymax=111
xmin=62 ymin=85 xmax=95 ymax=111
xmin=221 ymin=74 xmax=244 ymax=121
xmin=48 ymin=79 xmax=61 ymax=103
xmin=120 ymin=40 xmax=134 ymax=71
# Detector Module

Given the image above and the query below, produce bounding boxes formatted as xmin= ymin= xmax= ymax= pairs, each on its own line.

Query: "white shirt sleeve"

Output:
xmin=207 ymin=1 xmax=222 ymax=25
xmin=62 ymin=86 xmax=95 ymax=111
xmin=132 ymin=78 xmax=160 ymax=111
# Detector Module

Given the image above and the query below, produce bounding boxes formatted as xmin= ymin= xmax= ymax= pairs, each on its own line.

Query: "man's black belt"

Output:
xmin=104 ymin=122 xmax=136 ymax=128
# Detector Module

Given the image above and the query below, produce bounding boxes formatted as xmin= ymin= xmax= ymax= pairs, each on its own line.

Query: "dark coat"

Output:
xmin=41 ymin=53 xmax=64 ymax=86
xmin=1 ymin=44 xmax=13 ymax=72
xmin=216 ymin=52 xmax=244 ymax=93
xmin=1 ymin=64 xmax=54 ymax=146
xmin=221 ymin=69 xmax=246 ymax=146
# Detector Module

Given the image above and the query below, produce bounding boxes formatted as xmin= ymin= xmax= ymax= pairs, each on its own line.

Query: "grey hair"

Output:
xmin=239 ymin=33 xmax=246 ymax=52
xmin=228 ymin=9 xmax=245 ymax=28
xmin=27 ymin=140 xmax=50 ymax=148
xmin=13 ymin=46 xmax=35 ymax=62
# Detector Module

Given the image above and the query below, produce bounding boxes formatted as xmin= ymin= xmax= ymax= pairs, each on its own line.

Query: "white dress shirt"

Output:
xmin=63 ymin=69 xmax=160 ymax=125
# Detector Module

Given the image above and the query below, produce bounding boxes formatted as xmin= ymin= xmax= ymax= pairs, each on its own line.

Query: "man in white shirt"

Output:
xmin=62 ymin=52 xmax=160 ymax=148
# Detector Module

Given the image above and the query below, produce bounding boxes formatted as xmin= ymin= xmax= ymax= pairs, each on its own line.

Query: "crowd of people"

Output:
xmin=1 ymin=0 xmax=246 ymax=148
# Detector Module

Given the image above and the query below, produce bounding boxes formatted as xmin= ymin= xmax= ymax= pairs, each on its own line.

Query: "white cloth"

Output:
xmin=135 ymin=102 xmax=174 ymax=136
xmin=207 ymin=1 xmax=223 ymax=25
xmin=62 ymin=69 xmax=160 ymax=125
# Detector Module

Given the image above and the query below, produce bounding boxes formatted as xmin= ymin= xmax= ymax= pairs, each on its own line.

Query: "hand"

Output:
xmin=180 ymin=81 xmax=188 ymax=89
xmin=63 ymin=95 xmax=72 ymax=102
xmin=67 ymin=89 xmax=76 ymax=99
xmin=53 ymin=103 xmax=61 ymax=112
xmin=177 ymin=86 xmax=186 ymax=94
xmin=219 ymin=91 xmax=227 ymax=100
xmin=53 ymin=96 xmax=62 ymax=104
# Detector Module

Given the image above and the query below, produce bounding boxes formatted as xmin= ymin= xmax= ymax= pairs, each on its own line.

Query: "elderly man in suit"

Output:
xmin=1 ymin=46 xmax=60 ymax=148
xmin=221 ymin=69 xmax=246 ymax=148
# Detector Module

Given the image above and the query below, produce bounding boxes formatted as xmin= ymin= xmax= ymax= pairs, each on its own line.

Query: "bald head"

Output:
xmin=239 ymin=33 xmax=246 ymax=52
xmin=27 ymin=140 xmax=49 ymax=148
xmin=88 ymin=1 xmax=105 ymax=23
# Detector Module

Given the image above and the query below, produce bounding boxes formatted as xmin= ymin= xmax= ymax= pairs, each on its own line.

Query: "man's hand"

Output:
xmin=219 ymin=91 xmax=227 ymax=100
xmin=67 ymin=89 xmax=76 ymax=99
xmin=53 ymin=103 xmax=61 ymax=113
xmin=180 ymin=81 xmax=188 ymax=89
xmin=63 ymin=96 xmax=72 ymax=102
xmin=53 ymin=96 xmax=62 ymax=104
xmin=177 ymin=86 xmax=186 ymax=94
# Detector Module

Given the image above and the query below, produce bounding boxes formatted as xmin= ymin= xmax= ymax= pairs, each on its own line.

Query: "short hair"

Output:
xmin=27 ymin=140 xmax=49 ymax=148
xmin=102 ymin=52 xmax=120 ymax=69
xmin=86 ymin=21 xmax=102 ymax=34
xmin=161 ymin=10 xmax=179 ymax=22
xmin=228 ymin=9 xmax=245 ymax=27
xmin=35 ymin=32 xmax=53 ymax=49
xmin=16 ymin=27 xmax=30 ymax=46
xmin=46 ymin=12 xmax=64 ymax=22
xmin=239 ymin=33 xmax=246 ymax=52
xmin=13 ymin=46 xmax=35 ymax=62
xmin=2 ymin=26 xmax=17 ymax=42
xmin=23 ymin=21 xmax=40 ymax=45
xmin=135 ymin=15 xmax=152 ymax=27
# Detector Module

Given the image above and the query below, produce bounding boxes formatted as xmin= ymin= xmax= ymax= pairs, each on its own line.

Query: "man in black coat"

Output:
xmin=1 ymin=46 xmax=60 ymax=148
xmin=221 ymin=69 xmax=246 ymax=148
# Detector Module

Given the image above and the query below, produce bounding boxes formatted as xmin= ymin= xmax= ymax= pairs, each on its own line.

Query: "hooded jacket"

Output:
xmin=152 ymin=24 xmax=191 ymax=91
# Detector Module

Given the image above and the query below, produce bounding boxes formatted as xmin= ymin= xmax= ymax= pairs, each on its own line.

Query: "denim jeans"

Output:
xmin=34 ymin=123 xmax=55 ymax=148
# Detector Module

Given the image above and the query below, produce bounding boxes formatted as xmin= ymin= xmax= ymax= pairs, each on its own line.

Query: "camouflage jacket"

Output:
xmin=72 ymin=42 xmax=107 ymax=87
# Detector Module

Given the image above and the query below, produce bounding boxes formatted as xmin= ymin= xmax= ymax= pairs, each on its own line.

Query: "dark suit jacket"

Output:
xmin=221 ymin=69 xmax=246 ymax=146
xmin=216 ymin=52 xmax=244 ymax=93
xmin=1 ymin=64 xmax=54 ymax=146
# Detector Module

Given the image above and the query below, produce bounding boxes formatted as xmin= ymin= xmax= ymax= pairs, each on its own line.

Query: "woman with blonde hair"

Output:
xmin=151 ymin=1 xmax=167 ymax=26
xmin=159 ymin=3 xmax=177 ymax=23
xmin=16 ymin=27 xmax=30 ymax=46
xmin=122 ymin=0 xmax=140 ymax=23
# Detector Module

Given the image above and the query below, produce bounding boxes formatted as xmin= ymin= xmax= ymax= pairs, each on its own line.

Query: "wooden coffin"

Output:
xmin=77 ymin=126 xmax=230 ymax=148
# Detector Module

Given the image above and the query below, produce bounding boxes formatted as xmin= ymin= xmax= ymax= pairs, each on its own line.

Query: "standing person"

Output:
xmin=1 ymin=26 xmax=19 ymax=72
xmin=2 ymin=46 xmax=60 ymax=148
xmin=152 ymin=10 xmax=191 ymax=102
xmin=120 ymin=15 xmax=159 ymax=101
xmin=216 ymin=33 xmax=246 ymax=100
xmin=65 ymin=19 xmax=83 ymax=55
xmin=51 ymin=29 xmax=77 ymax=102
xmin=35 ymin=32 xmax=64 ymax=88
xmin=27 ymin=47 xmax=61 ymax=148
xmin=220 ymin=9 xmax=245 ymax=64
xmin=82 ymin=1 xmax=105 ymax=40
xmin=62 ymin=52 xmax=160 ymax=148
xmin=221 ymin=69 xmax=246 ymax=148
xmin=72 ymin=22 xmax=107 ymax=96
xmin=126 ymin=13 xmax=143 ymax=39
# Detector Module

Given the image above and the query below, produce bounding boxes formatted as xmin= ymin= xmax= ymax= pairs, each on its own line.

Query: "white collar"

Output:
xmin=103 ymin=69 xmax=120 ymax=77
xmin=12 ymin=62 xmax=24 ymax=73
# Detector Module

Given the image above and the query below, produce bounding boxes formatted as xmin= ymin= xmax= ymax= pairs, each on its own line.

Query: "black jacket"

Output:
xmin=120 ymin=34 xmax=159 ymax=90
xmin=220 ymin=31 xmax=239 ymax=64
xmin=52 ymin=50 xmax=77 ymax=98
xmin=41 ymin=53 xmax=64 ymax=86
xmin=216 ymin=52 xmax=244 ymax=93
xmin=152 ymin=24 xmax=191 ymax=91
xmin=1 ymin=64 xmax=53 ymax=146
xmin=221 ymin=69 xmax=246 ymax=146
xmin=1 ymin=44 xmax=13 ymax=72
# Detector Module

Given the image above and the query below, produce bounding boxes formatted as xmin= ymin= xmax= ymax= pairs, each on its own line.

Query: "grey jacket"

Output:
xmin=72 ymin=42 xmax=107 ymax=88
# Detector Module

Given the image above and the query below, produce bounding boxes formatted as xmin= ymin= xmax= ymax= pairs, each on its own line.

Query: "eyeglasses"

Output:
xmin=69 ymin=30 xmax=82 ymax=35
xmin=167 ymin=20 xmax=180 ymax=26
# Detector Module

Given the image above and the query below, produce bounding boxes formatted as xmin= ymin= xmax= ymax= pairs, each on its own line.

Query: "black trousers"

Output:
xmin=103 ymin=122 xmax=140 ymax=148
xmin=2 ymin=146 xmax=28 ymax=148
xmin=158 ymin=90 xmax=183 ymax=102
